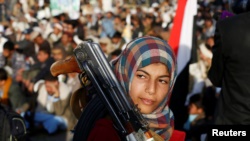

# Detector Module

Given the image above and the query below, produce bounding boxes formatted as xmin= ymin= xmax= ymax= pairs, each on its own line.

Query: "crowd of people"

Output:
xmin=0 ymin=0 xmax=241 ymax=140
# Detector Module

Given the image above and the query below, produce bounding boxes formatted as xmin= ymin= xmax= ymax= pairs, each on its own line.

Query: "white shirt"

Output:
xmin=0 ymin=36 xmax=8 ymax=53
xmin=36 ymin=81 xmax=72 ymax=113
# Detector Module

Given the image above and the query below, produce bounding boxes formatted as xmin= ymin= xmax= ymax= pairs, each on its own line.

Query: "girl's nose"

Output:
xmin=145 ymin=80 xmax=156 ymax=95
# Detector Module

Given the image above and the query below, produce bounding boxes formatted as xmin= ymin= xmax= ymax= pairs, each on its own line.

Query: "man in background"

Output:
xmin=208 ymin=0 xmax=250 ymax=124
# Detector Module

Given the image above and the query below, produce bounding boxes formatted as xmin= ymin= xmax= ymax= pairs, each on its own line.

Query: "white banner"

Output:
xmin=50 ymin=0 xmax=80 ymax=16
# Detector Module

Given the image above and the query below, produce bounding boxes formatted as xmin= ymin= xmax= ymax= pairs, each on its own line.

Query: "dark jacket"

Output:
xmin=208 ymin=11 xmax=250 ymax=124
xmin=32 ymin=57 xmax=55 ymax=83
xmin=17 ymin=39 xmax=36 ymax=58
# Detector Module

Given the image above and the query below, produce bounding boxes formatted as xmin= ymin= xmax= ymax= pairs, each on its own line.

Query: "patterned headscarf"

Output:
xmin=111 ymin=36 xmax=177 ymax=140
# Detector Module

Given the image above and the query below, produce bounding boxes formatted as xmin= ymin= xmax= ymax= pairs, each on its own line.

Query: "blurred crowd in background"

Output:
xmin=0 ymin=0 xmax=232 ymax=140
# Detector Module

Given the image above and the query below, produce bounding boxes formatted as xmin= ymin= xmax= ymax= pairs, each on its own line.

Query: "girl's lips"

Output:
xmin=140 ymin=98 xmax=154 ymax=105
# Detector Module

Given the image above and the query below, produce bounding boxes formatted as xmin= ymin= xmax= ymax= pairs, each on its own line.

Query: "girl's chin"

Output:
xmin=140 ymin=110 xmax=153 ymax=114
xmin=138 ymin=105 xmax=154 ymax=114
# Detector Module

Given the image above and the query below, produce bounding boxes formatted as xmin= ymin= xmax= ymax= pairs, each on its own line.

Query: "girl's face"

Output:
xmin=129 ymin=63 xmax=170 ymax=114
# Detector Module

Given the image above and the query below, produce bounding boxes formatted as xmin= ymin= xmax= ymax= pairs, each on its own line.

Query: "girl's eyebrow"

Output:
xmin=137 ymin=69 xmax=170 ymax=78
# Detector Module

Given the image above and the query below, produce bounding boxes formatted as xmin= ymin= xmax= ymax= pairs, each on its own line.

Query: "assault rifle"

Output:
xmin=50 ymin=41 xmax=160 ymax=141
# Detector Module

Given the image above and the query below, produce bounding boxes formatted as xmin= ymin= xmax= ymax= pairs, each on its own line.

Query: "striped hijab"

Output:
xmin=111 ymin=36 xmax=177 ymax=140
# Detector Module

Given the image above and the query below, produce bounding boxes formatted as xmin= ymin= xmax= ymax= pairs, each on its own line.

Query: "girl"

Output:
xmin=88 ymin=36 xmax=177 ymax=141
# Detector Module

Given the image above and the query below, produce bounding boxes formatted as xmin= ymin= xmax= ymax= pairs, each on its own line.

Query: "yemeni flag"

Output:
xmin=168 ymin=0 xmax=197 ymax=75
xmin=168 ymin=0 xmax=197 ymax=130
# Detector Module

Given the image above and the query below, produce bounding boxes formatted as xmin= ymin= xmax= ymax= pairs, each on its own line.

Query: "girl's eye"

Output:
xmin=137 ymin=74 xmax=145 ymax=79
xmin=159 ymin=79 xmax=168 ymax=84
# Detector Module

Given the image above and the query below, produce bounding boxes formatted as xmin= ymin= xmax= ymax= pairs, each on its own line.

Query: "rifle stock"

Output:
xmin=50 ymin=56 xmax=81 ymax=76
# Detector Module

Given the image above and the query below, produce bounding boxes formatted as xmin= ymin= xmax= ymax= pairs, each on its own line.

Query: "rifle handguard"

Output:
xmin=149 ymin=130 xmax=164 ymax=141
xmin=70 ymin=87 xmax=88 ymax=119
